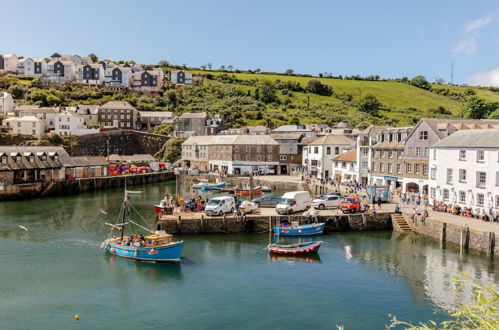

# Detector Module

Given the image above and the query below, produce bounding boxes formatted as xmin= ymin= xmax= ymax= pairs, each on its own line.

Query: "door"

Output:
xmin=280 ymin=165 xmax=287 ymax=175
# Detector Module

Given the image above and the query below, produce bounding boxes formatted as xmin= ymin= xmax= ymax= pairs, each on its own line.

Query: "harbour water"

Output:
xmin=0 ymin=182 xmax=497 ymax=329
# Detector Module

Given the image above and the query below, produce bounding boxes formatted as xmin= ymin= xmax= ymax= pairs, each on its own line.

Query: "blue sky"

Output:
xmin=1 ymin=0 xmax=498 ymax=86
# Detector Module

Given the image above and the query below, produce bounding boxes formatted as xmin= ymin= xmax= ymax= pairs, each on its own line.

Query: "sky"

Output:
xmin=1 ymin=0 xmax=498 ymax=86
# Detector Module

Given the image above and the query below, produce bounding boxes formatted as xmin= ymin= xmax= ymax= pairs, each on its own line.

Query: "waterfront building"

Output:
xmin=332 ymin=149 xmax=357 ymax=183
xmin=2 ymin=116 xmax=46 ymax=137
xmin=0 ymin=92 xmax=14 ymax=115
xmin=17 ymin=57 xmax=47 ymax=76
xmin=98 ymin=101 xmax=139 ymax=129
xmin=181 ymin=135 xmax=279 ymax=174
xmin=355 ymin=126 xmax=386 ymax=186
xmin=402 ymin=118 xmax=499 ymax=195
xmin=0 ymin=54 xmax=18 ymax=73
xmin=271 ymin=133 xmax=304 ymax=175
xmin=370 ymin=126 xmax=413 ymax=191
xmin=428 ymin=129 xmax=499 ymax=213
xmin=14 ymin=105 xmax=61 ymax=130
xmin=303 ymin=134 xmax=354 ymax=179
xmin=138 ymin=111 xmax=174 ymax=131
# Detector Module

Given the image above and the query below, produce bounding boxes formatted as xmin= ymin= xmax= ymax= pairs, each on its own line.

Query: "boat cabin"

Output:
xmin=144 ymin=231 xmax=173 ymax=246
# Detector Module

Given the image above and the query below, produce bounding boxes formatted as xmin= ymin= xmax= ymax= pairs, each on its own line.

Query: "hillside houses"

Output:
xmin=17 ymin=58 xmax=46 ymax=76
xmin=0 ymin=54 xmax=18 ymax=73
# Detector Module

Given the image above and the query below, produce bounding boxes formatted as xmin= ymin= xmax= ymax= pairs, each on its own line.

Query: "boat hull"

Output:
xmin=268 ymin=241 xmax=322 ymax=255
xmin=103 ymin=241 xmax=183 ymax=262
xmin=200 ymin=182 xmax=227 ymax=191
xmin=273 ymin=223 xmax=325 ymax=236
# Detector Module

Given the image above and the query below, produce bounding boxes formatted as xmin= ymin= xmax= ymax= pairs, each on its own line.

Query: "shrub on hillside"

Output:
xmin=306 ymin=80 xmax=333 ymax=96
xmin=355 ymin=94 xmax=381 ymax=115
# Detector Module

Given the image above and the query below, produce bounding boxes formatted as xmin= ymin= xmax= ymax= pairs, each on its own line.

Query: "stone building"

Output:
xmin=98 ymin=101 xmax=139 ymax=129
xmin=429 ymin=129 xmax=499 ymax=213
xmin=173 ymin=112 xmax=225 ymax=137
xmin=271 ymin=133 xmax=304 ymax=175
xmin=370 ymin=126 xmax=413 ymax=191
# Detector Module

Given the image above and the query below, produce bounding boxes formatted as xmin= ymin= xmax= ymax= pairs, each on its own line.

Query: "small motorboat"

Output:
xmin=102 ymin=191 xmax=183 ymax=262
xmin=261 ymin=186 xmax=272 ymax=193
xmin=273 ymin=222 xmax=325 ymax=236
xmin=199 ymin=178 xmax=227 ymax=191
xmin=267 ymin=241 xmax=322 ymax=255
xmin=235 ymin=185 xmax=262 ymax=195
xmin=192 ymin=178 xmax=210 ymax=189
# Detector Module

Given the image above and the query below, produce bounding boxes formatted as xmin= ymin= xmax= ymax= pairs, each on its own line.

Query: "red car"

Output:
xmin=339 ymin=194 xmax=361 ymax=214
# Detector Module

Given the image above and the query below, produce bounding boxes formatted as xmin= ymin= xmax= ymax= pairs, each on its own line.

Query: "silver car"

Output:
xmin=312 ymin=195 xmax=341 ymax=210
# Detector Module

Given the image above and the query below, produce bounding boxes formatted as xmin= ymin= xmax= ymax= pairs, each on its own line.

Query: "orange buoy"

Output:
xmin=74 ymin=314 xmax=80 ymax=321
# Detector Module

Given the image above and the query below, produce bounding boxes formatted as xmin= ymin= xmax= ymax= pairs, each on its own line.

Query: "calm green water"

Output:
xmin=0 ymin=182 xmax=497 ymax=329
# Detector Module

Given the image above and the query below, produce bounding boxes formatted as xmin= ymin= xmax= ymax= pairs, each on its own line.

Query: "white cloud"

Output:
xmin=454 ymin=37 xmax=476 ymax=55
xmin=465 ymin=16 xmax=493 ymax=32
xmin=469 ymin=67 xmax=499 ymax=87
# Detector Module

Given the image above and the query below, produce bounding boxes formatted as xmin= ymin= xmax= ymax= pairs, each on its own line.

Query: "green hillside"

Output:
xmin=2 ymin=69 xmax=499 ymax=129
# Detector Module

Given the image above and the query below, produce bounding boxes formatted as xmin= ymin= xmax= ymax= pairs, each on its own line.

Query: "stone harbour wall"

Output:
xmin=157 ymin=212 xmax=393 ymax=234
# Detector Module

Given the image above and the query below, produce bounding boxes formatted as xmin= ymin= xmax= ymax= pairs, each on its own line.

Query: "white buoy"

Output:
xmin=18 ymin=225 xmax=28 ymax=232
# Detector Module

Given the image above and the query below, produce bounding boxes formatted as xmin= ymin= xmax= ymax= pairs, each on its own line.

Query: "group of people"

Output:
xmin=116 ymin=234 xmax=145 ymax=247
xmin=432 ymin=200 xmax=499 ymax=222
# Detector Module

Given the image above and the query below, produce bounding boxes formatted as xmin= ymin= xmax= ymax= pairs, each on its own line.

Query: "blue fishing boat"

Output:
xmin=200 ymin=181 xmax=227 ymax=191
xmin=101 ymin=192 xmax=183 ymax=262
xmin=273 ymin=222 xmax=325 ymax=236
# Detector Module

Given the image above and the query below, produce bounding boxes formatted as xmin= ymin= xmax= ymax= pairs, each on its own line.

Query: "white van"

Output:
xmin=275 ymin=191 xmax=311 ymax=215
xmin=205 ymin=196 xmax=236 ymax=216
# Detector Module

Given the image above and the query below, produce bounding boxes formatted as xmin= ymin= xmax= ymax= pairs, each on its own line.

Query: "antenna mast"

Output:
xmin=450 ymin=60 xmax=454 ymax=85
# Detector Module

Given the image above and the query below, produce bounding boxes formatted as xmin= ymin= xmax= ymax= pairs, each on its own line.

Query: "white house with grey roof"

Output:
xmin=429 ymin=129 xmax=499 ymax=214
xmin=0 ymin=54 xmax=18 ymax=73
xmin=17 ymin=58 xmax=47 ymax=76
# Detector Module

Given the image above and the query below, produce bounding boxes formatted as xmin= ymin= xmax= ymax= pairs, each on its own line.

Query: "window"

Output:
xmin=407 ymin=147 xmax=412 ymax=156
xmin=446 ymin=169 xmax=453 ymax=184
xmin=32 ymin=130 xmax=36 ymax=135
xmin=362 ymin=161 xmax=368 ymax=168
xmin=459 ymin=169 xmax=466 ymax=183
xmin=430 ymin=187 xmax=436 ymax=199
xmin=459 ymin=150 xmax=466 ymax=160
xmin=496 ymin=171 xmax=499 ymax=186
xmin=477 ymin=193 xmax=484 ymax=206
xmin=17 ymin=122 xmax=21 ymax=128
xmin=496 ymin=195 xmax=499 ymax=208
xmin=414 ymin=164 xmax=420 ymax=174
xmin=380 ymin=150 xmax=384 ymax=158
xmin=41 ymin=155 xmax=47 ymax=161
xmin=388 ymin=163 xmax=393 ymax=173
xmin=423 ymin=147 xmax=429 ymax=157
xmin=267 ymin=155 xmax=272 ymax=161
xmin=1 ymin=155 xmax=7 ymax=163
xmin=256 ymin=146 xmax=261 ymax=153
xmin=459 ymin=191 xmax=466 ymax=204
xmin=443 ymin=189 xmax=449 ymax=201
xmin=361 ymin=149 xmax=368 ymax=156
xmin=342 ymin=161 xmax=346 ymax=169
xmin=335 ymin=147 xmax=339 ymax=155
xmin=379 ymin=163 xmax=384 ymax=172
xmin=246 ymin=146 xmax=250 ymax=152
xmin=423 ymin=164 xmax=428 ymax=175
xmin=477 ymin=150 xmax=484 ymax=162
xmin=433 ymin=149 xmax=436 ymax=160
xmin=267 ymin=146 xmax=272 ymax=153
xmin=280 ymin=155 xmax=287 ymax=161
xmin=326 ymin=147 xmax=331 ymax=155
xmin=416 ymin=147 xmax=421 ymax=156
xmin=29 ymin=155 xmax=35 ymax=163
xmin=396 ymin=163 xmax=401 ymax=174
xmin=477 ymin=171 xmax=486 ymax=188
xmin=406 ymin=163 xmax=412 ymax=174
xmin=389 ymin=150 xmax=394 ymax=158
xmin=419 ymin=131 xmax=428 ymax=140
xmin=314 ymin=147 xmax=319 ymax=154
xmin=398 ymin=150 xmax=403 ymax=159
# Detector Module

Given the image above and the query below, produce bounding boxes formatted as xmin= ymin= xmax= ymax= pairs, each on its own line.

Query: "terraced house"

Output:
xmin=402 ymin=118 xmax=499 ymax=195
xmin=75 ymin=63 xmax=104 ymax=85
xmin=370 ymin=126 xmax=413 ymax=191
xmin=98 ymin=101 xmax=139 ymax=129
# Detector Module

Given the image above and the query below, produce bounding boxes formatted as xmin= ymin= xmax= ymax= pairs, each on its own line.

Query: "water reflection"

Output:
xmin=104 ymin=255 xmax=183 ymax=283
xmin=269 ymin=254 xmax=322 ymax=263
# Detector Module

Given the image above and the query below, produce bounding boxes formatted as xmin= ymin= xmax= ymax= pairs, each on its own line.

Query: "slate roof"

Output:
xmin=183 ymin=135 xmax=278 ymax=146
xmin=100 ymin=101 xmax=136 ymax=110
xmin=179 ymin=112 xmax=208 ymax=119
xmin=413 ymin=118 xmax=499 ymax=140
xmin=76 ymin=104 xmax=99 ymax=115
xmin=0 ymin=146 xmax=73 ymax=171
xmin=108 ymin=154 xmax=156 ymax=163
xmin=432 ymin=129 xmax=499 ymax=148
xmin=271 ymin=133 xmax=304 ymax=140
xmin=308 ymin=134 xmax=354 ymax=146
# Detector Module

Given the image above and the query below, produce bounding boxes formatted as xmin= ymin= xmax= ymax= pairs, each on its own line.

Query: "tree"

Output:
xmin=410 ymin=75 xmax=430 ymax=89
xmin=435 ymin=77 xmax=446 ymax=84
xmin=356 ymin=94 xmax=381 ymax=115
xmin=488 ymin=109 xmax=499 ymax=119
xmin=289 ymin=116 xmax=300 ymax=125
xmin=254 ymin=68 xmax=261 ymax=74
xmin=285 ymin=69 xmax=294 ymax=75
xmin=207 ymin=63 xmax=212 ymax=70
xmin=227 ymin=65 xmax=234 ymax=71
xmin=257 ymin=80 xmax=279 ymax=104
xmin=155 ymin=138 xmax=186 ymax=163
xmin=88 ymin=53 xmax=98 ymax=63
xmin=462 ymin=96 xmax=494 ymax=119
xmin=306 ymin=80 xmax=333 ymax=96
xmin=149 ymin=123 xmax=173 ymax=136
xmin=219 ymin=65 xmax=226 ymax=71
xmin=200 ymin=65 xmax=206 ymax=70
xmin=158 ymin=60 xmax=170 ymax=66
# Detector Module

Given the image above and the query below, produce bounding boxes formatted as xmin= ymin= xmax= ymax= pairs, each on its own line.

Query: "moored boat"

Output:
xmin=102 ymin=191 xmax=183 ymax=262
xmin=234 ymin=185 xmax=262 ymax=195
xmin=273 ymin=222 xmax=325 ymax=236
xmin=268 ymin=241 xmax=322 ymax=255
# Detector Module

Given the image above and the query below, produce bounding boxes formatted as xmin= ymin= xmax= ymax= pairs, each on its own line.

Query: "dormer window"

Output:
xmin=42 ymin=155 xmax=47 ymax=161
xmin=1 ymin=154 xmax=7 ymax=163
xmin=16 ymin=156 xmax=22 ymax=163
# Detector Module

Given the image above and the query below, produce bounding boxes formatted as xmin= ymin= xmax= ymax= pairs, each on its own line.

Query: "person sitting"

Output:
xmin=394 ymin=204 xmax=401 ymax=214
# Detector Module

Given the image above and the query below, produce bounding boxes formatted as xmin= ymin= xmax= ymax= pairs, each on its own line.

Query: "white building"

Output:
xmin=272 ymin=124 xmax=315 ymax=137
xmin=104 ymin=66 xmax=132 ymax=87
xmin=17 ymin=58 xmax=47 ymax=76
xmin=429 ymin=129 xmax=499 ymax=212
xmin=0 ymin=92 xmax=14 ymax=115
xmin=53 ymin=111 xmax=99 ymax=136
xmin=169 ymin=70 xmax=193 ymax=85
xmin=332 ymin=149 xmax=357 ymax=183
xmin=3 ymin=116 xmax=46 ymax=137
xmin=45 ymin=60 xmax=76 ymax=83
xmin=356 ymin=126 xmax=386 ymax=186
xmin=0 ymin=54 xmax=18 ymax=73
xmin=303 ymin=134 xmax=354 ymax=179
xmin=75 ymin=63 xmax=105 ymax=85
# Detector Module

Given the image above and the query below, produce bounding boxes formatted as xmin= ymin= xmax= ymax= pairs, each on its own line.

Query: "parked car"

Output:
xmin=276 ymin=191 xmax=311 ymax=215
xmin=205 ymin=196 xmax=236 ymax=216
xmin=252 ymin=194 xmax=282 ymax=208
xmin=339 ymin=194 xmax=361 ymax=214
xmin=312 ymin=194 xmax=341 ymax=210
xmin=239 ymin=201 xmax=259 ymax=214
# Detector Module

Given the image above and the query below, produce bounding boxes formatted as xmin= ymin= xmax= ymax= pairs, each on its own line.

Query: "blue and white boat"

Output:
xmin=200 ymin=181 xmax=227 ymax=191
xmin=101 ymin=192 xmax=183 ymax=262
xmin=273 ymin=222 xmax=325 ymax=236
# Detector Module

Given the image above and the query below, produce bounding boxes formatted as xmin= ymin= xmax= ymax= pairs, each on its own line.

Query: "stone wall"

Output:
xmin=72 ymin=130 xmax=168 ymax=156
xmin=157 ymin=212 xmax=393 ymax=234
xmin=0 ymin=171 xmax=174 ymax=201
xmin=406 ymin=214 xmax=498 ymax=256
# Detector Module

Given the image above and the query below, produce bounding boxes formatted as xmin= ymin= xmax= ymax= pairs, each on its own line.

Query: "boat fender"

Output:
xmin=109 ymin=248 xmax=115 ymax=253
xmin=134 ymin=248 xmax=139 ymax=257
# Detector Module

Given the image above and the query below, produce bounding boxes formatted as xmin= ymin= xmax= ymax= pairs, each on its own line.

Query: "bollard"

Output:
xmin=487 ymin=232 xmax=495 ymax=256
xmin=440 ymin=223 xmax=446 ymax=248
